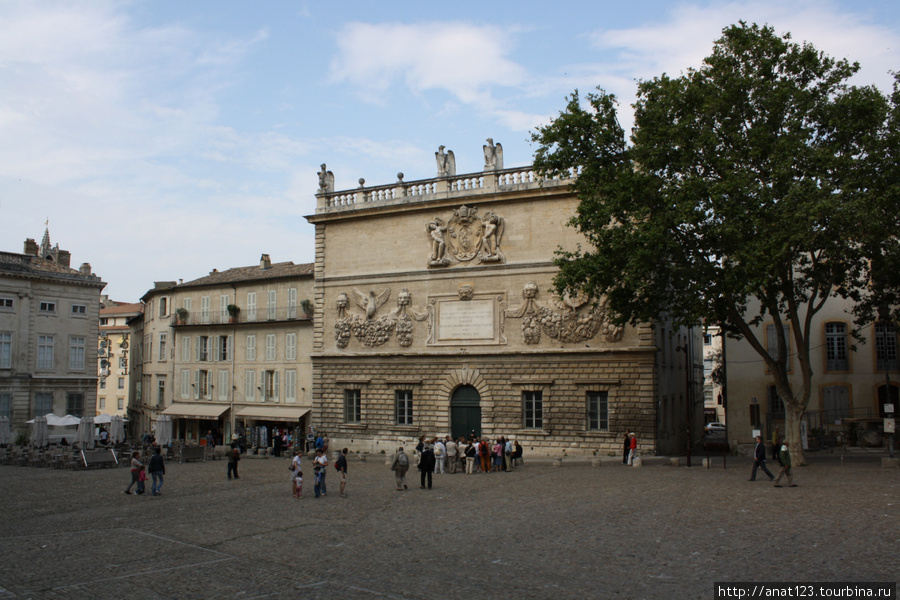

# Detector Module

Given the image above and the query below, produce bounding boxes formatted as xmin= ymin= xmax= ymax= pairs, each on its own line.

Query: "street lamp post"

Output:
xmin=878 ymin=305 xmax=895 ymax=458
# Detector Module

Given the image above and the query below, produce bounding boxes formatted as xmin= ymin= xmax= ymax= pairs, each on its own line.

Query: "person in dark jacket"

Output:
xmin=749 ymin=435 xmax=774 ymax=481
xmin=623 ymin=431 xmax=630 ymax=464
xmin=418 ymin=443 xmax=436 ymax=489
xmin=774 ymin=441 xmax=797 ymax=487
xmin=148 ymin=446 xmax=166 ymax=496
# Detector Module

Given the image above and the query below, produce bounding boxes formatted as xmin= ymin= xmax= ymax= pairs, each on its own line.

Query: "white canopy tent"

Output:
xmin=26 ymin=413 xmax=81 ymax=427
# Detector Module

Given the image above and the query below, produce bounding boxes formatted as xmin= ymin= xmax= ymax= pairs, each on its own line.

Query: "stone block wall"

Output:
xmin=312 ymin=349 xmax=658 ymax=457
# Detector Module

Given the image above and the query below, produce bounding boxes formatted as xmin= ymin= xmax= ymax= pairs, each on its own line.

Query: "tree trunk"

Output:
xmin=784 ymin=400 xmax=806 ymax=466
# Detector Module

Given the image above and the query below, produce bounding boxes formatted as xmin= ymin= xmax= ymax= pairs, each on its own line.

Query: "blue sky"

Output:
xmin=1 ymin=0 xmax=898 ymax=301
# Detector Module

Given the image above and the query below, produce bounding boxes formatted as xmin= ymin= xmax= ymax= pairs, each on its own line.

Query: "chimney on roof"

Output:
xmin=23 ymin=238 xmax=38 ymax=255
xmin=260 ymin=254 xmax=271 ymax=270
xmin=58 ymin=250 xmax=71 ymax=268
xmin=79 ymin=263 xmax=92 ymax=276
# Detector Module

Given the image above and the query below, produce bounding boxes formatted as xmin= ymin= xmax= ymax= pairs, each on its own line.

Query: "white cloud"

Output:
xmin=588 ymin=1 xmax=900 ymax=93
xmin=563 ymin=1 xmax=900 ymax=135
xmin=329 ymin=21 xmax=527 ymax=107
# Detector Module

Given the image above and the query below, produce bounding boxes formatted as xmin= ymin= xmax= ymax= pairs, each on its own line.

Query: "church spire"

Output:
xmin=39 ymin=220 xmax=52 ymax=259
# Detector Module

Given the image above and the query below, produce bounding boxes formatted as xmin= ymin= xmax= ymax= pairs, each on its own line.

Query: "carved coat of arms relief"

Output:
xmin=427 ymin=205 xmax=505 ymax=268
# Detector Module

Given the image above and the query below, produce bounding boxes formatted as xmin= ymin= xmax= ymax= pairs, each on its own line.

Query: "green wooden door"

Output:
xmin=451 ymin=385 xmax=481 ymax=439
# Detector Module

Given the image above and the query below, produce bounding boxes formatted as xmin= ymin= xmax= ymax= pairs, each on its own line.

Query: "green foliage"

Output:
xmin=15 ymin=429 xmax=28 ymax=446
xmin=532 ymin=22 xmax=897 ymax=460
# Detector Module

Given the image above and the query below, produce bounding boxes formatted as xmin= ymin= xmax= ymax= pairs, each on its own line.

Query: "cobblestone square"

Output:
xmin=0 ymin=453 xmax=897 ymax=599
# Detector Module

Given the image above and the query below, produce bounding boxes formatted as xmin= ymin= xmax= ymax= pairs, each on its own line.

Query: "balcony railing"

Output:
xmin=317 ymin=166 xmax=578 ymax=213
xmin=172 ymin=305 xmax=311 ymax=327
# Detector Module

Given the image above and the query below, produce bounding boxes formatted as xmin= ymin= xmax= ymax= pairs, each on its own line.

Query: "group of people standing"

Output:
xmin=389 ymin=435 xmax=524 ymax=490
xmin=287 ymin=446 xmax=349 ymax=499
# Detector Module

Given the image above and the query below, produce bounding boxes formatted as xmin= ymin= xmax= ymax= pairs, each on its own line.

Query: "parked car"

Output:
xmin=704 ymin=422 xmax=726 ymax=433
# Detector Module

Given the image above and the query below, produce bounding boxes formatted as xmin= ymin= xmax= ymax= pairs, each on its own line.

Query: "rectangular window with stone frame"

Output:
xmin=344 ymin=389 xmax=361 ymax=424
xmin=0 ymin=332 xmax=12 ymax=369
xmin=34 ymin=392 xmax=53 ymax=416
xmin=586 ymin=391 xmax=608 ymax=431
xmin=37 ymin=335 xmax=54 ymax=370
xmin=396 ymin=390 xmax=413 ymax=425
xmin=66 ymin=392 xmax=84 ymax=417
xmin=0 ymin=393 xmax=12 ymax=419
xmin=523 ymin=390 xmax=543 ymax=429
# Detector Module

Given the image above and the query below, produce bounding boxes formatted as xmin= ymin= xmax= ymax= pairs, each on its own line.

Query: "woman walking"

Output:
xmin=124 ymin=451 xmax=142 ymax=494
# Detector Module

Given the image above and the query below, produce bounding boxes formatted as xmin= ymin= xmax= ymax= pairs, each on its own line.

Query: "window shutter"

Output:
xmin=227 ymin=335 xmax=233 ymax=361
xmin=195 ymin=336 xmax=200 ymax=361
xmin=213 ymin=336 xmax=220 ymax=362
xmin=273 ymin=371 xmax=280 ymax=402
xmin=194 ymin=370 xmax=200 ymax=399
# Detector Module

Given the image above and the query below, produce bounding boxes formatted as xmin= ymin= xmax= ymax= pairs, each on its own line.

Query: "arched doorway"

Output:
xmin=451 ymin=385 xmax=481 ymax=440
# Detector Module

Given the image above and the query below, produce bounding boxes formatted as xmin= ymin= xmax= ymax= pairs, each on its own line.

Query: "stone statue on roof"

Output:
xmin=317 ymin=164 xmax=334 ymax=193
xmin=435 ymin=146 xmax=456 ymax=178
xmin=483 ymin=138 xmax=503 ymax=171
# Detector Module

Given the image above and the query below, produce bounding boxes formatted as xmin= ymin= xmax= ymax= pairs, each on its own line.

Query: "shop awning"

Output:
xmin=235 ymin=406 xmax=310 ymax=422
xmin=161 ymin=403 xmax=230 ymax=420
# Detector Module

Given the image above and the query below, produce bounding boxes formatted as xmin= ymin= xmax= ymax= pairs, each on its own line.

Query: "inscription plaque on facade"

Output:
xmin=438 ymin=300 xmax=494 ymax=341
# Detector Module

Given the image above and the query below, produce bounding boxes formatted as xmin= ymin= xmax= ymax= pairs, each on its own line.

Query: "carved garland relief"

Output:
xmin=334 ymin=288 xmax=430 ymax=349
xmin=333 ymin=282 xmax=623 ymax=349
xmin=505 ymin=282 xmax=624 ymax=344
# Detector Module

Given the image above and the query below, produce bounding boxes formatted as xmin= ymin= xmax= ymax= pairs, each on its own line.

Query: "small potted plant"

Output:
xmin=226 ymin=304 xmax=240 ymax=323
xmin=175 ymin=307 xmax=189 ymax=325
xmin=300 ymin=299 xmax=312 ymax=318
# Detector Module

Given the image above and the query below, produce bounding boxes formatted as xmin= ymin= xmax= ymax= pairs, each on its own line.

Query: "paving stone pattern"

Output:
xmin=0 ymin=453 xmax=897 ymax=599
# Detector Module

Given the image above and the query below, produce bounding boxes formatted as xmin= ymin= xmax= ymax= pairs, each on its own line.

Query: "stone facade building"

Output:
xmin=139 ymin=256 xmax=314 ymax=444
xmin=0 ymin=229 xmax=104 ymax=434
xmin=306 ymin=146 xmax=703 ymax=457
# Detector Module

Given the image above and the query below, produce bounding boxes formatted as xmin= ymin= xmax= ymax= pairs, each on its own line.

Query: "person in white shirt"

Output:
xmin=433 ymin=438 xmax=446 ymax=474
xmin=313 ymin=448 xmax=328 ymax=497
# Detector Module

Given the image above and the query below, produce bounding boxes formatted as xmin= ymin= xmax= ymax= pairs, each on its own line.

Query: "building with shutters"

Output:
xmin=724 ymin=297 xmax=898 ymax=448
xmin=139 ymin=255 xmax=314 ymax=445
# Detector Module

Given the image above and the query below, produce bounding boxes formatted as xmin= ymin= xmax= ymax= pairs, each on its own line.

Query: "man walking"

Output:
xmin=391 ymin=446 xmax=410 ymax=490
xmin=774 ymin=440 xmax=797 ymax=487
xmin=148 ymin=446 xmax=165 ymax=496
xmin=749 ymin=435 xmax=774 ymax=481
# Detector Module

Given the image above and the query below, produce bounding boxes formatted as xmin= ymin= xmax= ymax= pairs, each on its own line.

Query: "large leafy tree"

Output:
xmin=532 ymin=23 xmax=897 ymax=464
